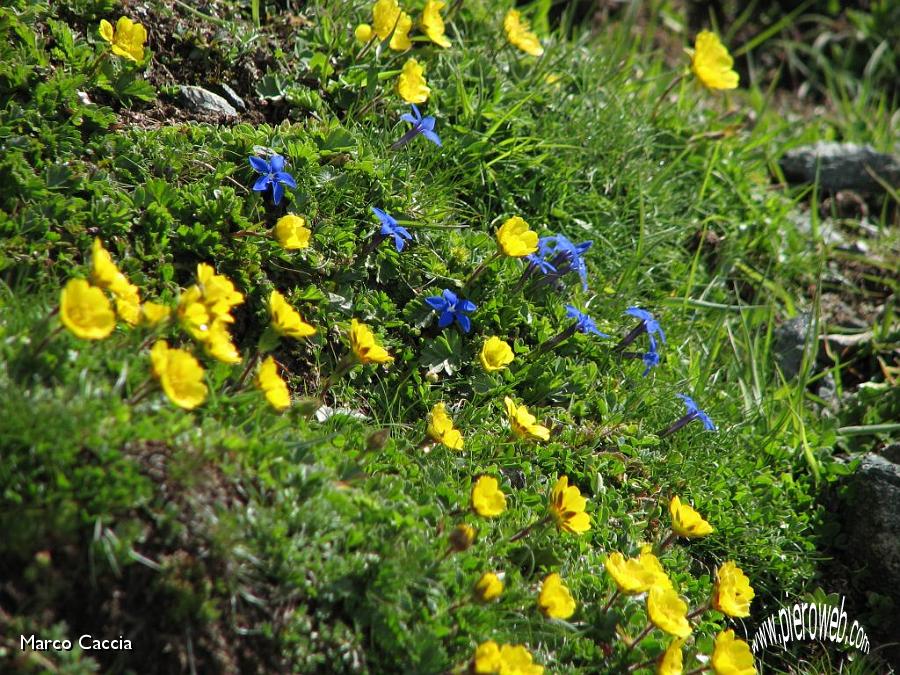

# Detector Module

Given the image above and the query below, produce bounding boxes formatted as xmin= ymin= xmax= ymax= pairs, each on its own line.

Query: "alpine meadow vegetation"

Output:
xmin=1 ymin=0 xmax=897 ymax=673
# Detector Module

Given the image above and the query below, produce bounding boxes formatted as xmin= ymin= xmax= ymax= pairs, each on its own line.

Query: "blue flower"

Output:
xmin=249 ymin=154 xmax=297 ymax=206
xmin=425 ymin=289 xmax=477 ymax=333
xmin=372 ymin=207 xmax=412 ymax=252
xmin=565 ymin=305 xmax=610 ymax=338
xmin=625 ymin=307 xmax=666 ymax=347
xmin=641 ymin=344 xmax=660 ymax=377
xmin=392 ymin=104 xmax=441 ymax=149
xmin=525 ymin=253 xmax=557 ymax=275
xmin=676 ymin=394 xmax=716 ymax=431
xmin=534 ymin=234 xmax=593 ymax=290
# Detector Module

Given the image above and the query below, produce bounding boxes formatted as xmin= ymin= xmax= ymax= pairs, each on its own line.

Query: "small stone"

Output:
xmin=213 ymin=83 xmax=246 ymax=111
xmin=772 ymin=312 xmax=815 ymax=379
xmin=780 ymin=142 xmax=900 ymax=193
xmin=177 ymin=85 xmax=237 ymax=116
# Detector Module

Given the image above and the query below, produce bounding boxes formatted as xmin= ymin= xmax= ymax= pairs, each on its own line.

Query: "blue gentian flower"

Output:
xmin=249 ymin=154 xmax=297 ymax=206
xmin=565 ymin=305 xmax=610 ymax=338
xmin=392 ymin=104 xmax=441 ymax=149
xmin=676 ymin=394 xmax=716 ymax=431
xmin=641 ymin=344 xmax=660 ymax=377
xmin=525 ymin=253 xmax=557 ymax=275
xmin=425 ymin=289 xmax=477 ymax=333
xmin=533 ymin=234 xmax=593 ymax=290
xmin=625 ymin=307 xmax=666 ymax=346
xmin=372 ymin=207 xmax=412 ymax=252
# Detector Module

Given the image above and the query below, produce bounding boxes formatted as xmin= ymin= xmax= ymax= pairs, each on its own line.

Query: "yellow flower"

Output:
xmin=669 ymin=495 xmax=714 ymax=538
xmin=657 ymin=638 xmax=684 ymax=675
xmin=390 ymin=11 xmax=413 ymax=51
xmin=150 ymin=340 xmax=207 ymax=410
xmin=421 ymin=0 xmax=450 ymax=48
xmin=548 ymin=475 xmax=591 ymax=534
xmin=503 ymin=10 xmax=543 ymax=57
xmin=196 ymin=263 xmax=244 ymax=317
xmin=479 ymin=336 xmax=514 ymax=372
xmin=448 ymin=523 xmax=475 ymax=552
xmin=397 ymin=57 xmax=430 ymax=104
xmin=471 ymin=476 xmax=506 ymax=517
xmin=473 ymin=641 xmax=503 ymax=674
xmin=255 ymin=356 xmax=290 ymax=411
xmin=269 ymin=290 xmax=316 ymax=340
xmin=114 ymin=283 xmax=142 ymax=326
xmin=140 ymin=302 xmax=171 ymax=326
xmin=427 ymin=402 xmax=464 ymax=449
xmin=711 ymin=629 xmax=756 ymax=675
xmin=504 ymin=396 xmax=550 ymax=441
xmin=355 ymin=23 xmax=373 ymax=42
xmin=204 ymin=319 xmax=242 ymax=364
xmin=372 ymin=0 xmax=399 ymax=39
xmin=474 ymin=572 xmax=504 ymax=602
xmin=349 ymin=318 xmax=393 ymax=364
xmin=538 ymin=573 xmax=576 ymax=620
xmin=274 ymin=214 xmax=312 ymax=250
xmin=712 ymin=561 xmax=754 ymax=618
xmin=178 ymin=292 xmax=214 ymax=342
xmin=647 ymin=586 xmax=692 ymax=638
xmin=499 ymin=644 xmax=544 ymax=675
xmin=690 ymin=31 xmax=739 ymax=90
xmin=90 ymin=238 xmax=129 ymax=292
xmin=605 ymin=551 xmax=672 ymax=594
xmin=98 ymin=17 xmax=148 ymax=63
xmin=496 ymin=216 xmax=538 ymax=257
xmin=60 ymin=278 xmax=116 ymax=340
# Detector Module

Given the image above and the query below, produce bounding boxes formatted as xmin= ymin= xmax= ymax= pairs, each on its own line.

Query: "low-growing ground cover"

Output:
xmin=1 ymin=0 xmax=897 ymax=673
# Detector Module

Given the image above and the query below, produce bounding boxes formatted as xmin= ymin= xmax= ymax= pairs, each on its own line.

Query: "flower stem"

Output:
xmin=650 ymin=73 xmax=685 ymax=121
xmin=627 ymin=657 xmax=658 ymax=672
xmin=462 ymin=251 xmax=501 ymax=291
xmin=687 ymin=602 xmax=709 ymax=621
xmin=30 ymin=323 xmax=63 ymax=359
xmin=601 ymin=588 xmax=620 ymax=613
xmin=614 ymin=320 xmax=647 ymax=352
xmin=235 ymin=352 xmax=260 ymax=391
xmin=127 ymin=378 xmax=156 ymax=406
xmin=509 ymin=515 xmax=550 ymax=543
xmin=320 ymin=353 xmax=358 ymax=395
xmin=625 ymin=623 xmax=654 ymax=652
xmin=656 ymin=531 xmax=677 ymax=553
xmin=535 ymin=323 xmax=577 ymax=356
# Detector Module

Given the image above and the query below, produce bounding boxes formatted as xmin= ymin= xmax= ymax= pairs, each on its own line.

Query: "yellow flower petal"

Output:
xmin=421 ymin=0 xmax=451 ymax=48
xmin=496 ymin=216 xmax=538 ymax=257
xmin=480 ymin=336 xmax=514 ymax=372
xmin=473 ymin=572 xmax=504 ymax=602
xmin=538 ymin=573 xmax=576 ymax=619
xmin=397 ymin=57 xmax=430 ymax=104
xmin=691 ymin=31 xmax=739 ymax=90
xmin=669 ymin=495 xmax=714 ymax=538
xmin=349 ymin=318 xmax=393 ymax=364
xmin=150 ymin=340 xmax=207 ymax=410
xmin=274 ymin=214 xmax=311 ymax=250
xmin=60 ymin=278 xmax=116 ymax=340
xmin=711 ymin=629 xmax=757 ymax=675
xmin=648 ymin=586 xmax=692 ymax=638
xmin=471 ymin=476 xmax=506 ymax=517
xmin=255 ymin=356 xmax=291 ymax=411
xmin=504 ymin=10 xmax=543 ymax=57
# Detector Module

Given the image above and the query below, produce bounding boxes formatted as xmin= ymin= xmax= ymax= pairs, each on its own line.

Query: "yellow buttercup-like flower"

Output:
xmin=355 ymin=23 xmax=373 ymax=42
xmin=712 ymin=561 xmax=754 ymax=618
xmin=196 ymin=263 xmax=243 ymax=317
xmin=496 ymin=216 xmax=538 ymax=257
xmin=648 ymin=586 xmax=692 ymax=638
xmin=349 ymin=318 xmax=393 ymax=364
xmin=538 ymin=573 xmax=576 ymax=619
xmin=473 ymin=641 xmax=502 ymax=674
xmin=114 ymin=282 xmax=142 ymax=326
xmin=397 ymin=57 xmax=430 ymax=104
xmin=372 ymin=0 xmax=411 ymax=50
xmin=504 ymin=396 xmax=550 ymax=441
xmin=90 ymin=238 xmax=143 ymax=325
xmin=605 ymin=551 xmax=672 ymax=594
xmin=421 ymin=1 xmax=451 ymax=48
xmin=274 ymin=214 xmax=312 ymax=250
xmin=548 ymin=476 xmax=591 ymax=534
xmin=669 ymin=495 xmax=714 ymax=538
xmin=150 ymin=340 xmax=208 ymax=410
xmin=499 ymin=644 xmax=544 ymax=675
xmin=503 ymin=10 xmax=543 ymax=57
xmin=204 ymin=319 xmax=242 ymax=364
xmin=657 ymin=638 xmax=685 ymax=675
xmin=255 ymin=356 xmax=290 ymax=411
xmin=141 ymin=301 xmax=171 ymax=327
xmin=690 ymin=31 xmax=739 ymax=90
xmin=427 ymin=402 xmax=464 ymax=449
xmin=474 ymin=572 xmax=504 ymax=602
xmin=269 ymin=290 xmax=316 ymax=340
xmin=471 ymin=476 xmax=506 ymax=517
xmin=98 ymin=17 xmax=148 ymax=63
xmin=480 ymin=336 xmax=514 ymax=372
xmin=60 ymin=278 xmax=116 ymax=340
xmin=711 ymin=629 xmax=756 ymax=675
xmin=448 ymin=523 xmax=475 ymax=552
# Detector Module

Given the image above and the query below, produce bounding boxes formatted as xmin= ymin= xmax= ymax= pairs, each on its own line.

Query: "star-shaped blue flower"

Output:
xmin=249 ymin=154 xmax=297 ymax=206
xmin=425 ymin=289 xmax=476 ymax=333
xmin=565 ymin=305 xmax=610 ymax=338
xmin=392 ymin=104 xmax=441 ymax=149
xmin=625 ymin=307 xmax=666 ymax=349
xmin=372 ymin=207 xmax=412 ymax=252
xmin=642 ymin=343 xmax=660 ymax=377
xmin=676 ymin=394 xmax=716 ymax=431
xmin=534 ymin=234 xmax=593 ymax=290
xmin=525 ymin=253 xmax=557 ymax=275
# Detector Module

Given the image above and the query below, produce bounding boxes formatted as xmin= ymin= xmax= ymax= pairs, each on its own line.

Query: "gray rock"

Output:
xmin=780 ymin=142 xmax=900 ymax=193
xmin=816 ymin=372 xmax=840 ymax=415
xmin=773 ymin=312 xmax=815 ymax=379
xmin=882 ymin=444 xmax=900 ymax=464
xmin=212 ymin=83 xmax=246 ymax=111
xmin=177 ymin=85 xmax=237 ymax=116
xmin=840 ymin=454 xmax=900 ymax=601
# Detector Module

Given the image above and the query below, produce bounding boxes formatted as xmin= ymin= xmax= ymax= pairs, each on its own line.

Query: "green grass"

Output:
xmin=1 ymin=0 xmax=897 ymax=673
